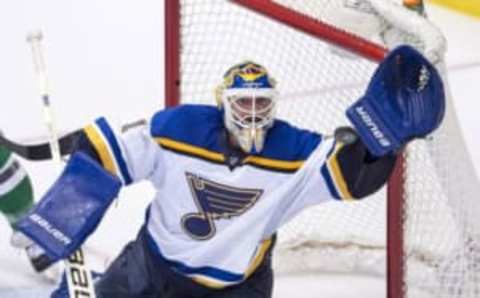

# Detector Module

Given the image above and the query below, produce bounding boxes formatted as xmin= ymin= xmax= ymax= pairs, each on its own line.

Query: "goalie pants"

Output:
xmin=95 ymin=227 xmax=274 ymax=298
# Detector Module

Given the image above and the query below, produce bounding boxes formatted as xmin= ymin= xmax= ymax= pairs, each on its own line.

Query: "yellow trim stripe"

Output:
xmin=428 ymin=0 xmax=480 ymax=19
xmin=243 ymin=156 xmax=304 ymax=171
xmin=156 ymin=137 xmax=305 ymax=171
xmin=327 ymin=144 xmax=354 ymax=201
xmin=83 ymin=125 xmax=117 ymax=175
xmin=244 ymin=238 xmax=273 ymax=278
xmin=155 ymin=138 xmax=225 ymax=162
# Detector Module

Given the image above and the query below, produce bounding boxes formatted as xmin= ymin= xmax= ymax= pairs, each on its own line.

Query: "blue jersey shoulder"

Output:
xmin=150 ymin=105 xmax=321 ymax=162
xmin=259 ymin=120 xmax=322 ymax=161
xmin=150 ymin=104 xmax=224 ymax=151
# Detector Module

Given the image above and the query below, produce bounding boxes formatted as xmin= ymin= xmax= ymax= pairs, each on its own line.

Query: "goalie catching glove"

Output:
xmin=16 ymin=152 xmax=121 ymax=263
xmin=346 ymin=45 xmax=445 ymax=157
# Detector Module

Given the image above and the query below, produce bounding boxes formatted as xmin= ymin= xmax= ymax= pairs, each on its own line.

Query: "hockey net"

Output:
xmin=165 ymin=1 xmax=480 ymax=297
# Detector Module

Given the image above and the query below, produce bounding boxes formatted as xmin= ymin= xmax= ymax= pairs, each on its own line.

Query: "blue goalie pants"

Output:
xmin=95 ymin=227 xmax=274 ymax=298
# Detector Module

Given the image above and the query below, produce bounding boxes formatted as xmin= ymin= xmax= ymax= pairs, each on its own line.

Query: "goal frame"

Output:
xmin=164 ymin=1 xmax=405 ymax=297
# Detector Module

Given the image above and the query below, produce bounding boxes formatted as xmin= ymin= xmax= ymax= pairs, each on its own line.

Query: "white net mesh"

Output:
xmin=401 ymin=63 xmax=480 ymax=297
xmin=172 ymin=0 xmax=480 ymax=297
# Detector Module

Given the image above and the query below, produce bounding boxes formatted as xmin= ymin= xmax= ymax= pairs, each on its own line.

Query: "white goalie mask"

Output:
xmin=216 ymin=61 xmax=278 ymax=153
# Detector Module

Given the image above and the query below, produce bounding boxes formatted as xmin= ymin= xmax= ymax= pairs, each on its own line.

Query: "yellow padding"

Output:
xmin=83 ymin=125 xmax=117 ymax=175
xmin=428 ymin=0 xmax=480 ymax=18
xmin=404 ymin=0 xmax=423 ymax=6
xmin=327 ymin=144 xmax=354 ymax=201
xmin=155 ymin=138 xmax=225 ymax=162
xmin=191 ymin=276 xmax=229 ymax=289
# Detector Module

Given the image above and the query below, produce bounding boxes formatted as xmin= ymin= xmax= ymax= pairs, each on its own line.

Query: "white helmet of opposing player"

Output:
xmin=216 ymin=61 xmax=277 ymax=153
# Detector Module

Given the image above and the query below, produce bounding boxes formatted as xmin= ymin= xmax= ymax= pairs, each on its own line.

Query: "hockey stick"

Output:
xmin=27 ymin=31 xmax=97 ymax=298
xmin=0 ymin=117 xmax=147 ymax=161
xmin=0 ymin=130 xmax=81 ymax=161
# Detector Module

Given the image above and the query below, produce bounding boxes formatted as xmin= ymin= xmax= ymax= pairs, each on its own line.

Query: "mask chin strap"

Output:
xmin=252 ymin=128 xmax=266 ymax=154
xmin=251 ymin=97 xmax=266 ymax=153
xmin=236 ymin=127 xmax=266 ymax=154
xmin=241 ymin=96 xmax=267 ymax=153
xmin=251 ymin=96 xmax=258 ymax=151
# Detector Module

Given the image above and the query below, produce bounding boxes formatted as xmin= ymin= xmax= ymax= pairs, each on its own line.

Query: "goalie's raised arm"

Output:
xmin=346 ymin=45 xmax=445 ymax=157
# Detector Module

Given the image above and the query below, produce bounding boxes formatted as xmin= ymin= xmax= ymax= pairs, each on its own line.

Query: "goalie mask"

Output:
xmin=216 ymin=61 xmax=277 ymax=153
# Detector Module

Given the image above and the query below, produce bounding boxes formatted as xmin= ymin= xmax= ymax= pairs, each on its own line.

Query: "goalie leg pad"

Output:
xmin=346 ymin=45 xmax=445 ymax=156
xmin=17 ymin=152 xmax=121 ymax=262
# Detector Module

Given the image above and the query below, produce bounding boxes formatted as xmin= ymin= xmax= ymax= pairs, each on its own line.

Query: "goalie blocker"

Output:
xmin=16 ymin=152 xmax=121 ymax=262
xmin=347 ymin=45 xmax=445 ymax=157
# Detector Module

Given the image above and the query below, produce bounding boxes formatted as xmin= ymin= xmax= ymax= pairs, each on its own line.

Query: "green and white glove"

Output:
xmin=0 ymin=145 xmax=34 ymax=226
xmin=0 ymin=142 xmax=55 ymax=272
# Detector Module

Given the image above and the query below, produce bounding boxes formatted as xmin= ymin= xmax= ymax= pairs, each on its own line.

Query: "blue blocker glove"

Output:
xmin=17 ymin=152 xmax=122 ymax=262
xmin=346 ymin=45 xmax=445 ymax=156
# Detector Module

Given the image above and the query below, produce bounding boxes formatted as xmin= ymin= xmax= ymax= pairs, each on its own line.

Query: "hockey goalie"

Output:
xmin=11 ymin=41 xmax=445 ymax=298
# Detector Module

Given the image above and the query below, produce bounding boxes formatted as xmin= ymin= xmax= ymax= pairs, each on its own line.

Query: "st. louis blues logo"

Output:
xmin=182 ymin=172 xmax=263 ymax=240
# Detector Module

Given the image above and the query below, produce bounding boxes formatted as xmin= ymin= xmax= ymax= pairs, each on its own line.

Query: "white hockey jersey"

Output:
xmin=83 ymin=104 xmax=352 ymax=288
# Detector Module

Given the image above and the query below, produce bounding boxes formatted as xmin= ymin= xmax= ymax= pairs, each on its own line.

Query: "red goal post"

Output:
xmin=164 ymin=1 xmax=479 ymax=298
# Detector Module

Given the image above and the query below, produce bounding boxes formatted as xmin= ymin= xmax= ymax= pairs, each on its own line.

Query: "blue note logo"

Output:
xmin=182 ymin=173 xmax=263 ymax=240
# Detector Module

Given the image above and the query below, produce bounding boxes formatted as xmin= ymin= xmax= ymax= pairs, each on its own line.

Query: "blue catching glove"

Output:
xmin=17 ymin=152 xmax=121 ymax=262
xmin=346 ymin=45 xmax=445 ymax=156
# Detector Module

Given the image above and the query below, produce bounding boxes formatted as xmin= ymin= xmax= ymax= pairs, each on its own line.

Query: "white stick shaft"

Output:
xmin=26 ymin=30 xmax=97 ymax=298
xmin=27 ymin=32 xmax=62 ymax=168
xmin=42 ymin=96 xmax=62 ymax=166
